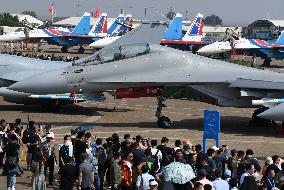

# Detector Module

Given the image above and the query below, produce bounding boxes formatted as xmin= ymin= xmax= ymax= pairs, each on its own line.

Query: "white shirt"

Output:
xmin=136 ymin=173 xmax=155 ymax=190
xmin=240 ymin=172 xmax=250 ymax=186
xmin=150 ymin=147 xmax=162 ymax=160
xmin=213 ymin=178 xmax=229 ymax=190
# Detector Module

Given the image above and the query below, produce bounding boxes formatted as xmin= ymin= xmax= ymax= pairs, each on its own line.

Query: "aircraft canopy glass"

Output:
xmin=77 ymin=43 xmax=150 ymax=66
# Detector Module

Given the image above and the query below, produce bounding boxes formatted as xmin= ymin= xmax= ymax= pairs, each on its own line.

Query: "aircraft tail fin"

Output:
xmin=71 ymin=12 xmax=91 ymax=35
xmin=119 ymin=14 xmax=133 ymax=33
xmin=107 ymin=14 xmax=125 ymax=35
xmin=275 ymin=31 xmax=284 ymax=45
xmin=162 ymin=13 xmax=183 ymax=40
xmin=88 ymin=13 xmax=108 ymax=36
xmin=182 ymin=13 xmax=204 ymax=41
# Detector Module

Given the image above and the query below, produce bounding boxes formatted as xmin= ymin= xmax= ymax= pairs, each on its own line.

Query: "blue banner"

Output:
xmin=203 ymin=110 xmax=220 ymax=152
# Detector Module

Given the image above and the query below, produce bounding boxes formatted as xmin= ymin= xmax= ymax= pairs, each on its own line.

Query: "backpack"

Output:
xmin=22 ymin=129 xmax=30 ymax=144
xmin=150 ymin=149 xmax=161 ymax=175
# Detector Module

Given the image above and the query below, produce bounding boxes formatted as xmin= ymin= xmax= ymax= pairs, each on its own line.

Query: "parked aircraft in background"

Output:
xmin=160 ymin=13 xmax=211 ymax=52
xmin=197 ymin=31 xmax=284 ymax=66
xmin=89 ymin=14 xmax=133 ymax=49
xmin=0 ymin=12 xmax=108 ymax=53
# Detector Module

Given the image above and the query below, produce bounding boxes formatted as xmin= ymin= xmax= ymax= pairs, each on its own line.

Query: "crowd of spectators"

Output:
xmin=1 ymin=41 xmax=81 ymax=62
xmin=0 ymin=119 xmax=284 ymax=190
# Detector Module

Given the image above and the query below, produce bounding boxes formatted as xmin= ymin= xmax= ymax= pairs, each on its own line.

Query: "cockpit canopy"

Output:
xmin=75 ymin=43 xmax=151 ymax=66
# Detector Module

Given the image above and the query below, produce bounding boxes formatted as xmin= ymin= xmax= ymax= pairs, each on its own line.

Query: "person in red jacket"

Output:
xmin=121 ymin=152 xmax=134 ymax=190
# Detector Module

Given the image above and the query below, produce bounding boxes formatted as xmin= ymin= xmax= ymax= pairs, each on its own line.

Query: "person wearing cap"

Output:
xmin=196 ymin=169 xmax=213 ymax=188
xmin=223 ymin=169 xmax=231 ymax=182
xmin=263 ymin=157 xmax=274 ymax=176
xmin=42 ymin=133 xmax=56 ymax=186
xmin=149 ymin=179 xmax=158 ymax=190
xmin=212 ymin=168 xmax=229 ymax=190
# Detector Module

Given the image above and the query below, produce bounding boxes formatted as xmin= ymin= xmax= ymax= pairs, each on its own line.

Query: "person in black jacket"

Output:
xmin=244 ymin=149 xmax=261 ymax=172
xmin=59 ymin=156 xmax=76 ymax=190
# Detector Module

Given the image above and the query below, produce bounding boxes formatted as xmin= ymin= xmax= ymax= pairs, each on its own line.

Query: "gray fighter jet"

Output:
xmin=0 ymin=54 xmax=98 ymax=106
xmin=9 ymin=22 xmax=284 ymax=125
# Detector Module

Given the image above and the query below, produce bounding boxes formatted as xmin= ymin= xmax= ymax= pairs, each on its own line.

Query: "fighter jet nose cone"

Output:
xmin=9 ymin=69 xmax=68 ymax=94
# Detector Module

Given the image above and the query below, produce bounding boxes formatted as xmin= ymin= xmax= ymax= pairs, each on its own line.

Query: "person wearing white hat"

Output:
xmin=149 ymin=179 xmax=158 ymax=190
xmin=42 ymin=133 xmax=56 ymax=186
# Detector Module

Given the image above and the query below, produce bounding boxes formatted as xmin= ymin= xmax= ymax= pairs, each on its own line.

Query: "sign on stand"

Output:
xmin=203 ymin=110 xmax=220 ymax=153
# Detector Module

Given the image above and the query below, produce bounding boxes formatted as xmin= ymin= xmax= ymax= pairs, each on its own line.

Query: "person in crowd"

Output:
xmin=149 ymin=179 xmax=159 ymax=190
xmin=212 ymin=168 xmax=229 ymax=190
xmin=59 ymin=156 xmax=76 ymax=190
xmin=121 ymin=134 xmax=132 ymax=154
xmin=109 ymin=152 xmax=122 ymax=190
xmin=240 ymin=163 xmax=255 ymax=186
xmin=136 ymin=165 xmax=155 ymax=190
xmin=270 ymin=155 xmax=282 ymax=174
xmin=59 ymin=135 xmax=73 ymax=169
xmin=78 ymin=153 xmax=94 ymax=190
xmin=3 ymin=134 xmax=22 ymax=190
xmin=172 ymin=149 xmax=186 ymax=164
xmin=240 ymin=176 xmax=258 ymax=190
xmin=276 ymin=163 xmax=284 ymax=188
xmin=229 ymin=178 xmax=238 ymax=190
xmin=194 ymin=182 xmax=204 ymax=190
xmin=244 ymin=149 xmax=261 ymax=172
xmin=0 ymin=130 xmax=6 ymax=167
xmin=173 ymin=139 xmax=182 ymax=152
xmin=263 ymin=167 xmax=277 ymax=190
xmin=160 ymin=147 xmax=173 ymax=167
xmin=26 ymin=122 xmax=41 ymax=170
xmin=188 ymin=153 xmax=197 ymax=175
xmin=263 ymin=157 xmax=274 ymax=176
xmin=32 ymin=150 xmax=46 ymax=190
xmin=207 ymin=148 xmax=217 ymax=172
xmin=150 ymin=140 xmax=162 ymax=161
xmin=121 ymin=152 xmax=134 ymax=190
xmin=42 ymin=133 xmax=56 ymax=186
xmin=97 ymin=147 xmax=107 ymax=190
xmin=74 ymin=131 xmax=87 ymax=171
xmin=157 ymin=137 xmax=169 ymax=158
xmin=196 ymin=169 xmax=213 ymax=188
xmin=132 ymin=142 xmax=146 ymax=182
xmin=224 ymin=169 xmax=232 ymax=182
xmin=214 ymin=148 xmax=226 ymax=174
xmin=199 ymin=154 xmax=214 ymax=180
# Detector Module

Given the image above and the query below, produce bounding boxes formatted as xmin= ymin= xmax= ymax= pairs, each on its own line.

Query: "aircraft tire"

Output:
xmin=61 ymin=46 xmax=68 ymax=53
xmin=78 ymin=46 xmax=85 ymax=54
xmin=157 ymin=116 xmax=172 ymax=128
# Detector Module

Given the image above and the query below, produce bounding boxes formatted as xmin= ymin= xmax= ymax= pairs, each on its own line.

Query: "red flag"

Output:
xmin=94 ymin=8 xmax=101 ymax=18
xmin=48 ymin=7 xmax=53 ymax=14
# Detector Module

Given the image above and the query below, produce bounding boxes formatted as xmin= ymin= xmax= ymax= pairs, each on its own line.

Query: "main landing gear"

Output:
xmin=61 ymin=46 xmax=68 ymax=53
xmin=155 ymin=90 xmax=172 ymax=128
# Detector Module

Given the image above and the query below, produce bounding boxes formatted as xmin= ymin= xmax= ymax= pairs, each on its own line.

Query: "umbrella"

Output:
xmin=163 ymin=162 xmax=196 ymax=184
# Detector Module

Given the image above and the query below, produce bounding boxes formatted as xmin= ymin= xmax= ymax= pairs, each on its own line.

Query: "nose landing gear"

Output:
xmin=155 ymin=91 xmax=172 ymax=128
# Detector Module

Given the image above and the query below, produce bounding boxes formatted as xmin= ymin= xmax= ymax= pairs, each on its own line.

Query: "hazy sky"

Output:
xmin=1 ymin=0 xmax=284 ymax=25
